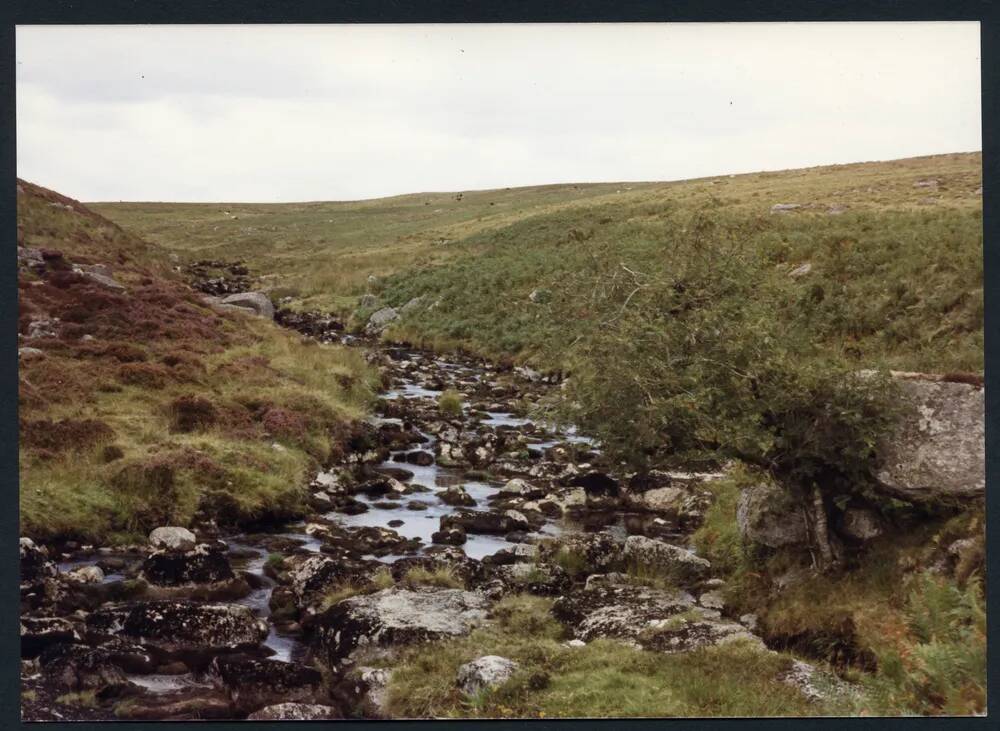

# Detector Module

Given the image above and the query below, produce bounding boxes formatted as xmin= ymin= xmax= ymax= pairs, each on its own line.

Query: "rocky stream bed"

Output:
xmin=21 ymin=335 xmax=861 ymax=720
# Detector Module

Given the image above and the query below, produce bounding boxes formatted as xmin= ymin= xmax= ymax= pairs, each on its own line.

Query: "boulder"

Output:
xmin=366 ymin=307 xmax=399 ymax=334
xmin=736 ymin=482 xmax=809 ymax=548
xmin=284 ymin=554 xmax=379 ymax=611
xmin=313 ymin=587 xmax=490 ymax=667
xmin=641 ymin=616 xmax=763 ymax=654
xmin=431 ymin=527 xmax=467 ymax=546
xmin=209 ymin=655 xmax=323 ymax=714
xmin=20 ymin=537 xmax=57 ymax=585
xmin=65 ymin=565 xmax=105 ymax=584
xmin=437 ymin=486 xmax=476 ymax=507
xmin=440 ymin=509 xmax=527 ymax=535
xmin=876 ymin=379 xmax=985 ymax=503
xmin=622 ymin=536 xmax=711 ymax=586
xmin=552 ymin=585 xmax=696 ymax=643
xmin=538 ymin=531 xmax=622 ymax=574
xmin=86 ymin=601 xmax=268 ymax=662
xmin=359 ymin=293 xmax=378 ymax=309
xmin=456 ymin=656 xmax=518 ymax=695
xmin=149 ymin=526 xmax=197 ymax=552
xmin=38 ymin=643 xmax=137 ymax=695
xmin=140 ymin=543 xmax=236 ymax=587
xmin=334 ymin=666 xmax=390 ymax=718
xmin=247 ymin=703 xmax=342 ymax=720
xmin=220 ymin=291 xmax=275 ymax=319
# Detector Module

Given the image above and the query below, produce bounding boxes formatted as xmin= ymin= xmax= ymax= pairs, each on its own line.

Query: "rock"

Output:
xmin=539 ymin=531 xmax=622 ymax=574
xmin=736 ymin=482 xmax=809 ymax=548
xmin=86 ymin=601 xmax=268 ymax=662
xmin=313 ymin=587 xmax=490 ymax=667
xmin=438 ymin=486 xmax=476 ymax=507
xmin=113 ymin=688 xmax=234 ymax=720
xmin=441 ymin=509 xmax=527 ymax=535
xmin=18 ymin=347 xmax=45 ymax=361
xmin=78 ymin=269 xmax=126 ymax=291
xmin=366 ymin=307 xmax=399 ymax=334
xmin=220 ymin=291 xmax=275 ymax=319
xmin=65 ymin=565 xmax=105 ymax=584
xmin=641 ymin=616 xmax=763 ymax=654
xmin=247 ymin=703 xmax=342 ymax=720
xmin=779 ymin=659 xmax=861 ymax=705
xmin=770 ymin=203 xmax=801 ymax=213
xmin=739 ymin=613 xmax=759 ymax=632
xmin=208 ymin=655 xmax=323 ymax=714
xmin=404 ymin=450 xmax=434 ymax=466
xmin=38 ymin=643 xmax=136 ymax=695
xmin=788 ymin=262 xmax=812 ymax=278
xmin=913 ymin=178 xmax=939 ymax=188
xmin=335 ymin=666 xmax=390 ymax=718
xmin=432 ymin=527 xmax=467 ymax=546
xmin=26 ymin=318 xmax=59 ymax=340
xmin=149 ymin=526 xmax=198 ymax=552
xmin=838 ymin=506 xmax=884 ymax=543
xmin=141 ymin=543 xmax=236 ymax=587
xmin=400 ymin=296 xmax=425 ymax=313
xmin=699 ymin=589 xmax=726 ymax=611
xmin=284 ymin=554 xmax=378 ymax=610
xmin=622 ymin=536 xmax=711 ymax=586
xmin=456 ymin=656 xmax=518 ymax=695
xmin=552 ymin=585 xmax=696 ymax=643
xmin=21 ymin=617 xmax=81 ymax=658
xmin=21 ymin=537 xmax=57 ymax=586
xmin=528 ymin=288 xmax=551 ymax=304
xmin=875 ymin=379 xmax=985 ymax=503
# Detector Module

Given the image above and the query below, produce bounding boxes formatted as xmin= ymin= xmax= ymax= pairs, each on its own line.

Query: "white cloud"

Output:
xmin=16 ymin=22 xmax=981 ymax=202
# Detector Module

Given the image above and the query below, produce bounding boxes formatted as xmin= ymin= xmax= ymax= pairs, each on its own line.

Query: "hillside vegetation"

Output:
xmin=95 ymin=152 xmax=982 ymax=374
xmin=17 ymin=181 xmax=378 ymax=544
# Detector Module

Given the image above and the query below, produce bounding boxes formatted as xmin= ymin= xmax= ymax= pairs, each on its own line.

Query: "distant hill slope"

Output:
xmin=92 ymin=152 xmax=983 ymax=317
xmin=17 ymin=180 xmax=376 ymax=544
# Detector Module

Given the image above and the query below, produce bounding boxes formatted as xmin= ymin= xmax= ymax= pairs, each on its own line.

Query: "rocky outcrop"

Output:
xmin=876 ymin=379 xmax=985 ymax=504
xmin=736 ymin=482 xmax=809 ymax=548
xmin=622 ymin=536 xmax=711 ymax=587
xmin=313 ymin=587 xmax=490 ymax=668
xmin=552 ymin=585 xmax=696 ymax=643
xmin=220 ymin=291 xmax=275 ymax=319
xmin=366 ymin=307 xmax=399 ymax=334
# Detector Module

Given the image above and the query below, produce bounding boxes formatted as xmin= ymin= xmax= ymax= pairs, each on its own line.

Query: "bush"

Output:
xmin=168 ymin=395 xmax=219 ymax=433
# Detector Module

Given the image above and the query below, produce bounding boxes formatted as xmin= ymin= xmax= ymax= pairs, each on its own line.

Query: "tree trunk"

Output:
xmin=811 ymin=484 xmax=835 ymax=570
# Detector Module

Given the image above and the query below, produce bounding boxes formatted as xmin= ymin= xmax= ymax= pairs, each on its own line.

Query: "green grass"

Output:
xmin=382 ymin=594 xmax=845 ymax=718
xmin=18 ymin=181 xmax=379 ymax=544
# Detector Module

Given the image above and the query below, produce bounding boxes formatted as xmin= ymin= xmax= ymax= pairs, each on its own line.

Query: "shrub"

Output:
xmin=117 ymin=362 xmax=171 ymax=389
xmin=168 ymin=395 xmax=219 ymax=433
xmin=20 ymin=417 xmax=115 ymax=453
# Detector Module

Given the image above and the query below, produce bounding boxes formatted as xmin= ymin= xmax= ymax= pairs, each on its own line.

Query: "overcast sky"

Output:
xmin=16 ymin=22 xmax=981 ymax=203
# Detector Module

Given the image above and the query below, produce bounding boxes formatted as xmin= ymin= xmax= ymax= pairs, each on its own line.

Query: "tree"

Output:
xmin=547 ymin=212 xmax=899 ymax=568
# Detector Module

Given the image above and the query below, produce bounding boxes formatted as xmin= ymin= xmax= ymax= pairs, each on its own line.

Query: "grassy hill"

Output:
xmin=96 ymin=152 xmax=983 ymax=374
xmin=17 ymin=180 xmax=378 ymax=544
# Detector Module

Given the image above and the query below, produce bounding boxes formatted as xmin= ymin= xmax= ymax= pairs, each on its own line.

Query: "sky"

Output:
xmin=16 ymin=22 xmax=982 ymax=203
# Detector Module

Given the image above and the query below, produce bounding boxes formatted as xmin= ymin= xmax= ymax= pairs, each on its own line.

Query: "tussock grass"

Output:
xmin=437 ymin=389 xmax=463 ymax=417
xmin=383 ymin=594 xmax=838 ymax=718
